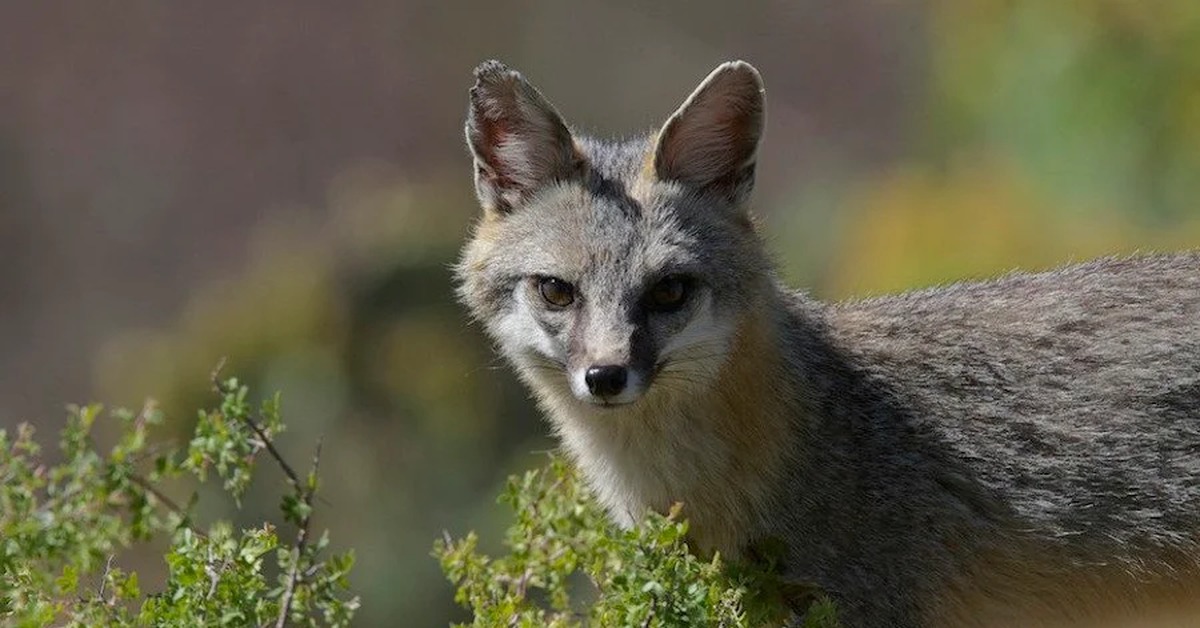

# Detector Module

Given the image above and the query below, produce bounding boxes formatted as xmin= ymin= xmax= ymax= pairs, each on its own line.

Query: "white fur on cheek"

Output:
xmin=570 ymin=368 xmax=590 ymax=399
xmin=493 ymin=289 xmax=567 ymax=365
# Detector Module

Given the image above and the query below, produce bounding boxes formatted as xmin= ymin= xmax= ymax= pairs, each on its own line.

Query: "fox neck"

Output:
xmin=533 ymin=290 xmax=801 ymax=558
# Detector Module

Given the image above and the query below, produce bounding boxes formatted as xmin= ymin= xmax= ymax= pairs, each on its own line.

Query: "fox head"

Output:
xmin=456 ymin=60 xmax=773 ymax=415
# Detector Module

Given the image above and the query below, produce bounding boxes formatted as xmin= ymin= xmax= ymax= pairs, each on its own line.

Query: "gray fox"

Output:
xmin=455 ymin=59 xmax=1200 ymax=627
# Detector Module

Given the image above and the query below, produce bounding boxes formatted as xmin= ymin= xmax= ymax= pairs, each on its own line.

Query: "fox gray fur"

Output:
xmin=455 ymin=59 xmax=1200 ymax=627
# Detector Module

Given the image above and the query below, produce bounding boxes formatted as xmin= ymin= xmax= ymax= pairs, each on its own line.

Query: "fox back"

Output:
xmin=455 ymin=60 xmax=1200 ymax=627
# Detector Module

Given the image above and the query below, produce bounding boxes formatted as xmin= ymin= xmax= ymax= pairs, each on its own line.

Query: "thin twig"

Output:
xmin=209 ymin=363 xmax=302 ymax=492
xmin=129 ymin=475 xmax=208 ymax=540
xmin=97 ymin=555 xmax=115 ymax=601
xmin=209 ymin=357 xmax=229 ymax=392
xmin=275 ymin=439 xmax=322 ymax=628
xmin=205 ymin=548 xmax=227 ymax=599
xmin=209 ymin=359 xmax=322 ymax=628
xmin=641 ymin=594 xmax=656 ymax=628
xmin=242 ymin=417 xmax=302 ymax=491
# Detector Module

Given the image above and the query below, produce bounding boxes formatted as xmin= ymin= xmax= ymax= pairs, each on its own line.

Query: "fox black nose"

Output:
xmin=585 ymin=365 xmax=628 ymax=398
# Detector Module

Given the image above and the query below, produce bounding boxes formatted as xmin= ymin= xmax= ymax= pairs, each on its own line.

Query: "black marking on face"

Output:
xmin=644 ymin=274 xmax=693 ymax=313
xmin=586 ymin=174 xmax=642 ymax=221
xmin=628 ymin=315 xmax=659 ymax=380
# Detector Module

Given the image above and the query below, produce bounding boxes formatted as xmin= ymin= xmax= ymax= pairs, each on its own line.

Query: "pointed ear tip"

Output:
xmin=716 ymin=60 xmax=764 ymax=88
xmin=470 ymin=59 xmax=524 ymax=95
xmin=473 ymin=59 xmax=511 ymax=79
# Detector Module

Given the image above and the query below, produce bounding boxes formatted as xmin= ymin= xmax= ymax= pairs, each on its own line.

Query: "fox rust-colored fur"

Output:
xmin=455 ymin=59 xmax=1200 ymax=627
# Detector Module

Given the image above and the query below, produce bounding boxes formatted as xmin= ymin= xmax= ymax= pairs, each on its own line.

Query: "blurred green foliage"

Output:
xmin=928 ymin=1 xmax=1200 ymax=221
xmin=78 ymin=3 xmax=1200 ymax=625
xmin=93 ymin=175 xmax=541 ymax=625
xmin=0 ymin=378 xmax=357 ymax=626
xmin=824 ymin=0 xmax=1200 ymax=297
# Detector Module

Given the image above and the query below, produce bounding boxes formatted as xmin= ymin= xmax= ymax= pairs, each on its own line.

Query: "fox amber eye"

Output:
xmin=537 ymin=276 xmax=575 ymax=308
xmin=647 ymin=275 xmax=690 ymax=312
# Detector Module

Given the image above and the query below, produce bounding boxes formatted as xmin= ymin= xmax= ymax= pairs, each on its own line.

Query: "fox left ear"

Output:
xmin=466 ymin=60 xmax=583 ymax=215
xmin=653 ymin=61 xmax=765 ymax=203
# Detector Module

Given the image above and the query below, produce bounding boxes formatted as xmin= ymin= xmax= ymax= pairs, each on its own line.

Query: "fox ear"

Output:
xmin=466 ymin=60 xmax=582 ymax=214
xmin=653 ymin=61 xmax=764 ymax=202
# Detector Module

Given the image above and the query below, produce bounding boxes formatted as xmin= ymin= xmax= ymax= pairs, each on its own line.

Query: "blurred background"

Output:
xmin=2 ymin=1 xmax=1199 ymax=625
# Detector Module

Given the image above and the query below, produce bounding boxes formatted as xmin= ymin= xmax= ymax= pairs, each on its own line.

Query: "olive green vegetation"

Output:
xmin=1 ymin=376 xmax=358 ymax=626
xmin=813 ymin=1 xmax=1200 ymax=299
xmin=0 ymin=372 xmax=835 ymax=626
xmin=435 ymin=456 xmax=839 ymax=627
xmin=80 ymin=3 xmax=1200 ymax=626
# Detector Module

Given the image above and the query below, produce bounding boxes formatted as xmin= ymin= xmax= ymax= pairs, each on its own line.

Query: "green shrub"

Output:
xmin=0 ymin=373 xmax=358 ymax=626
xmin=0 ymin=367 xmax=838 ymax=627
xmin=434 ymin=456 xmax=839 ymax=628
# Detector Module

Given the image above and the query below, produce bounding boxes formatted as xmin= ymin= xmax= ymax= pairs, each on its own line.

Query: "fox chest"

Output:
xmin=557 ymin=410 xmax=764 ymax=557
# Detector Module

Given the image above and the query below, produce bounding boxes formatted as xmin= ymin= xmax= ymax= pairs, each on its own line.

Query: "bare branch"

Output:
xmin=641 ymin=595 xmax=656 ymax=628
xmin=128 ymin=475 xmax=208 ymax=540
xmin=209 ymin=357 xmax=228 ymax=392
xmin=209 ymin=363 xmax=302 ymax=492
xmin=97 ymin=555 xmax=115 ymax=601
xmin=208 ymin=360 xmax=326 ymax=628
xmin=275 ymin=439 xmax=322 ymax=628
xmin=241 ymin=415 xmax=302 ymax=491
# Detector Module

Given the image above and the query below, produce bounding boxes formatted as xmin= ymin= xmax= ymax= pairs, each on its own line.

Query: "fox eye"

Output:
xmin=537 ymin=276 xmax=576 ymax=308
xmin=646 ymin=275 xmax=691 ymax=312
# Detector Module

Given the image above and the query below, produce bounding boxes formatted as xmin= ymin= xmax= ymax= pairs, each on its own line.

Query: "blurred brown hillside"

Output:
xmin=2 ymin=1 xmax=1198 ymax=626
xmin=0 ymin=1 xmax=915 ymax=424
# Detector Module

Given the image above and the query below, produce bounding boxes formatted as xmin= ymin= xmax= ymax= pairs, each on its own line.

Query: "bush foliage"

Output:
xmin=434 ymin=456 xmax=840 ymax=628
xmin=0 ymin=374 xmax=358 ymax=627
xmin=0 ymin=369 xmax=837 ymax=627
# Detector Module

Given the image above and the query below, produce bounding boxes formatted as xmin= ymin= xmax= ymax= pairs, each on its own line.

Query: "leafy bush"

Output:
xmin=0 ymin=365 xmax=838 ymax=627
xmin=0 ymin=372 xmax=358 ymax=626
xmin=434 ymin=456 xmax=840 ymax=628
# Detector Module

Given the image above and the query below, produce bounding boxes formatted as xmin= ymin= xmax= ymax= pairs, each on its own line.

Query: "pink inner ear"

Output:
xmin=658 ymin=107 xmax=758 ymax=186
xmin=476 ymin=118 xmax=519 ymax=189
xmin=469 ymin=71 xmax=577 ymax=202
xmin=655 ymin=68 xmax=763 ymax=187
xmin=473 ymin=102 xmax=538 ymax=194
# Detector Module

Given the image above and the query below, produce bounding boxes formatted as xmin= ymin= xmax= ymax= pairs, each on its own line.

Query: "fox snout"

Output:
xmin=585 ymin=365 xmax=626 ymax=397
xmin=510 ymin=278 xmax=739 ymax=410
xmin=570 ymin=360 xmax=650 ymax=407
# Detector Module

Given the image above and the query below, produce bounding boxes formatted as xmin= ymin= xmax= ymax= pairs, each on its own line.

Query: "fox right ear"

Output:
xmin=465 ymin=61 xmax=582 ymax=214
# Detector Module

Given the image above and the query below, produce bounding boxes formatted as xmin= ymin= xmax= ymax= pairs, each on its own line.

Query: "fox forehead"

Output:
xmin=474 ymin=141 xmax=711 ymax=281
xmin=505 ymin=191 xmax=699 ymax=277
xmin=458 ymin=133 xmax=770 ymax=326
